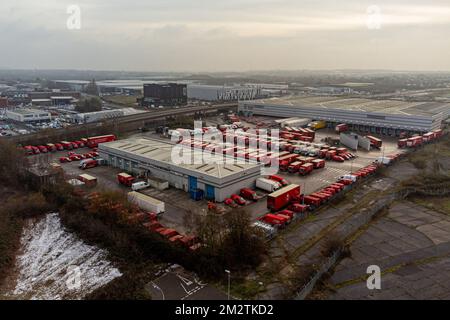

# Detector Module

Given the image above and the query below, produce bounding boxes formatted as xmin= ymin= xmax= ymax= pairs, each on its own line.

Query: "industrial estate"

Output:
xmin=2 ymin=71 xmax=449 ymax=303
xmin=1 ymin=1 xmax=450 ymax=307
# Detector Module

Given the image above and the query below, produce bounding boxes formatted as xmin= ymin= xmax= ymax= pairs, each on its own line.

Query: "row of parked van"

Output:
xmin=22 ymin=134 xmax=116 ymax=155
xmin=139 ymin=211 xmax=201 ymax=252
xmin=24 ymin=140 xmax=87 ymax=155
xmin=253 ymin=155 xmax=406 ymax=238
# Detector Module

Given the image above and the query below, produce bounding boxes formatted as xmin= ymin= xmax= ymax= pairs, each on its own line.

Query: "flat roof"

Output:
xmin=7 ymin=108 xmax=49 ymax=115
xmin=101 ymin=138 xmax=261 ymax=179
xmin=50 ymin=96 xmax=74 ymax=99
xmin=242 ymin=96 xmax=450 ymax=117
xmin=31 ymin=99 xmax=51 ymax=102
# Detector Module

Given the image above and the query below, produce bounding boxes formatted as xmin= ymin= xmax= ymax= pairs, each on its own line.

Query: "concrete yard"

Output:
xmin=275 ymin=129 xmax=401 ymax=194
xmin=27 ymin=124 xmax=404 ymax=233
xmin=327 ymin=201 xmax=450 ymax=300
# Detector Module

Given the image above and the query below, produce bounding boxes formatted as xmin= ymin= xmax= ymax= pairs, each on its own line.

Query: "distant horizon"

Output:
xmin=1 ymin=67 xmax=450 ymax=75
xmin=2 ymin=1 xmax=450 ymax=72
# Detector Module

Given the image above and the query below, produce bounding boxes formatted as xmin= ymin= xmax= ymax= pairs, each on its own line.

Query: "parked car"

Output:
xmin=224 ymin=198 xmax=238 ymax=208
xmin=37 ymin=145 xmax=48 ymax=153
xmin=230 ymin=194 xmax=246 ymax=205
xmin=240 ymin=188 xmax=259 ymax=201
xmin=59 ymin=157 xmax=72 ymax=163
xmin=69 ymin=154 xmax=82 ymax=161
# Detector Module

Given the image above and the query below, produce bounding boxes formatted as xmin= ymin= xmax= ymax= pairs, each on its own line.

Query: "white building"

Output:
xmin=187 ymin=84 xmax=260 ymax=101
xmin=99 ymin=138 xmax=262 ymax=202
xmin=239 ymin=96 xmax=449 ymax=135
xmin=6 ymin=108 xmax=51 ymax=122
xmin=70 ymin=108 xmax=147 ymax=124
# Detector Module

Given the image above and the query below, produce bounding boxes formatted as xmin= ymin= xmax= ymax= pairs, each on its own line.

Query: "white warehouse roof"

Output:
xmin=99 ymin=138 xmax=261 ymax=181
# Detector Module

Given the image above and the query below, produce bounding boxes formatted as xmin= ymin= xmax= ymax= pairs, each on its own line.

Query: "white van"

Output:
xmin=131 ymin=181 xmax=150 ymax=191
xmin=374 ymin=157 xmax=392 ymax=165
xmin=339 ymin=174 xmax=358 ymax=182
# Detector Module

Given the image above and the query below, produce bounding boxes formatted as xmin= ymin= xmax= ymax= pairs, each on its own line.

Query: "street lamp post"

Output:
xmin=225 ymin=269 xmax=231 ymax=300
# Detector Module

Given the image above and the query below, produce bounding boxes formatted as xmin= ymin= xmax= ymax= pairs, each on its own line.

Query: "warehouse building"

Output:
xmin=187 ymin=84 xmax=260 ymax=101
xmin=99 ymin=138 xmax=262 ymax=202
xmin=6 ymin=108 xmax=51 ymax=122
xmin=140 ymin=83 xmax=187 ymax=106
xmin=239 ymin=96 xmax=450 ymax=135
xmin=69 ymin=108 xmax=147 ymax=124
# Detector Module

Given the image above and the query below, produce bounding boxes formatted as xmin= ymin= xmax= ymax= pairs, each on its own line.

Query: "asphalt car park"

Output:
xmin=146 ymin=265 xmax=229 ymax=300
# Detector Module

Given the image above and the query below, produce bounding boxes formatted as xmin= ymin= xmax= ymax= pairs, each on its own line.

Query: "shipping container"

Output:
xmin=86 ymin=134 xmax=116 ymax=148
xmin=267 ymin=184 xmax=301 ymax=211
xmin=128 ymin=191 xmax=165 ymax=214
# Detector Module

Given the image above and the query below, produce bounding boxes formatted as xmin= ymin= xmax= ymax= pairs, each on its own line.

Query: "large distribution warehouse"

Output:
xmin=99 ymin=138 xmax=262 ymax=202
xmin=187 ymin=84 xmax=260 ymax=101
xmin=239 ymin=96 xmax=449 ymax=135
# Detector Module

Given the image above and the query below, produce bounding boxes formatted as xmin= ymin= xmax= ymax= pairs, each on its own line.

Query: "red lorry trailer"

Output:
xmin=433 ymin=129 xmax=443 ymax=138
xmin=267 ymin=184 xmax=301 ymax=211
xmin=260 ymin=214 xmax=286 ymax=227
xmin=298 ymin=163 xmax=314 ymax=176
xmin=287 ymin=161 xmax=303 ymax=173
xmin=86 ymin=134 xmax=116 ymax=148
xmin=117 ymin=172 xmax=135 ymax=187
xmin=311 ymin=159 xmax=325 ymax=169
xmin=335 ymin=123 xmax=349 ymax=133
xmin=303 ymin=195 xmax=321 ymax=208
xmin=279 ymin=154 xmax=299 ymax=171
xmin=422 ymin=132 xmax=435 ymax=143
xmin=406 ymin=136 xmax=423 ymax=148
xmin=46 ymin=143 xmax=57 ymax=152
xmin=397 ymin=139 xmax=408 ymax=148
xmin=366 ymin=135 xmax=383 ymax=149
xmin=60 ymin=141 xmax=74 ymax=150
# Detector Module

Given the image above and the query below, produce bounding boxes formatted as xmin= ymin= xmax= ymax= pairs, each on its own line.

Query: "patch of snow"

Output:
xmin=7 ymin=213 xmax=122 ymax=300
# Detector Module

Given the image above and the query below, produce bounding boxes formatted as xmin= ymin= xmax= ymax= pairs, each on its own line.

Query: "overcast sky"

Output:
xmin=1 ymin=0 xmax=450 ymax=72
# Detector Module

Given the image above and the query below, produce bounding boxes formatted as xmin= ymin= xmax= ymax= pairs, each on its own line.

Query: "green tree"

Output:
xmin=75 ymin=97 xmax=102 ymax=113
xmin=85 ymin=79 xmax=99 ymax=96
